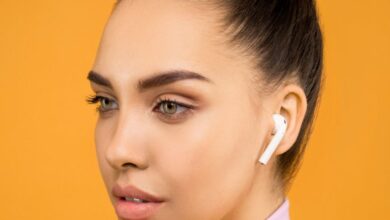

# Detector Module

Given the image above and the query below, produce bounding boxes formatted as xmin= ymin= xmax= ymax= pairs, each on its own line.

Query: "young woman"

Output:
xmin=86 ymin=0 xmax=323 ymax=219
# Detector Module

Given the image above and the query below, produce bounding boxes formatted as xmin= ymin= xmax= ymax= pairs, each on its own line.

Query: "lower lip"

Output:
xmin=114 ymin=197 xmax=164 ymax=220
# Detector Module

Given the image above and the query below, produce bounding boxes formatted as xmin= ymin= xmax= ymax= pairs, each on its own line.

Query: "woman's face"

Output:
xmin=89 ymin=1 xmax=277 ymax=219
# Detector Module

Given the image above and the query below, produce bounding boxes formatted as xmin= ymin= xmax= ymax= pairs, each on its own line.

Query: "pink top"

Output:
xmin=266 ymin=197 xmax=290 ymax=220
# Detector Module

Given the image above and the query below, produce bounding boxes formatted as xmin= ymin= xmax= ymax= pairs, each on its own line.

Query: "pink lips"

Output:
xmin=112 ymin=183 xmax=165 ymax=220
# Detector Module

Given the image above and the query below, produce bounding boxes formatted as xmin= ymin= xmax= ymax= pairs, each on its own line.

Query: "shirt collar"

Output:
xmin=266 ymin=197 xmax=290 ymax=220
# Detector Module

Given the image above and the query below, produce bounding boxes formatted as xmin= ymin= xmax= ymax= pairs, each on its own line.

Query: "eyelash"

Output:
xmin=85 ymin=94 xmax=195 ymax=121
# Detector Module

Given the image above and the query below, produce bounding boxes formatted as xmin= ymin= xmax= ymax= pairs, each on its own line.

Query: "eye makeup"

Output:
xmin=152 ymin=96 xmax=196 ymax=122
xmin=86 ymin=94 xmax=118 ymax=113
xmin=85 ymin=94 xmax=197 ymax=122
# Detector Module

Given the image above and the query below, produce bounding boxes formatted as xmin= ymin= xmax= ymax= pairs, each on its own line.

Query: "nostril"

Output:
xmin=122 ymin=162 xmax=137 ymax=168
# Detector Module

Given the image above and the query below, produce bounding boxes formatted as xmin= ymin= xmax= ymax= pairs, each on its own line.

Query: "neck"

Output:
xmin=222 ymin=162 xmax=285 ymax=220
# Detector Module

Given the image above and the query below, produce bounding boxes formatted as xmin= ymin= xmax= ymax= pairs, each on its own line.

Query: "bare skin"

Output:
xmin=88 ymin=0 xmax=307 ymax=219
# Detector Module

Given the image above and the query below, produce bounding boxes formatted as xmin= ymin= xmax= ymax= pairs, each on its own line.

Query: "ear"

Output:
xmin=273 ymin=83 xmax=307 ymax=155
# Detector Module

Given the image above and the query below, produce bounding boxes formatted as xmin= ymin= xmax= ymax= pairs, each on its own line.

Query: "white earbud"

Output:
xmin=258 ymin=114 xmax=287 ymax=165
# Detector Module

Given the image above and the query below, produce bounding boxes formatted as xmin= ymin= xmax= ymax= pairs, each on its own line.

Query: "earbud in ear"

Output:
xmin=258 ymin=114 xmax=287 ymax=165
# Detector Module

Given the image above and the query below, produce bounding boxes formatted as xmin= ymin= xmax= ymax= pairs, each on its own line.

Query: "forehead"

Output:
xmin=93 ymin=0 xmax=256 ymax=92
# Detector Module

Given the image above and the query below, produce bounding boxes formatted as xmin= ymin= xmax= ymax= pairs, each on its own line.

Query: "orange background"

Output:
xmin=0 ymin=0 xmax=389 ymax=219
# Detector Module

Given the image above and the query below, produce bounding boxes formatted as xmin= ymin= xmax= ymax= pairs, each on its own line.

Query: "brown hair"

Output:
xmin=211 ymin=0 xmax=324 ymax=191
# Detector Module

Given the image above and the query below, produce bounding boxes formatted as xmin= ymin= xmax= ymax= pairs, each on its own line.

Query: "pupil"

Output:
xmin=164 ymin=102 xmax=176 ymax=113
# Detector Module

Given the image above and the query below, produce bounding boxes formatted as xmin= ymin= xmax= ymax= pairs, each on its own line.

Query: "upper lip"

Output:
xmin=112 ymin=183 xmax=165 ymax=203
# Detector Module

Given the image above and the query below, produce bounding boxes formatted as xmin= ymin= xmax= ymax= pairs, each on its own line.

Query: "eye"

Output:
xmin=85 ymin=94 xmax=118 ymax=113
xmin=153 ymin=97 xmax=195 ymax=122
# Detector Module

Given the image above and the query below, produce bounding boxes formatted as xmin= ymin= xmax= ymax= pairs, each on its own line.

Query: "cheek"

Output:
xmin=150 ymin=104 xmax=260 ymax=219
xmin=94 ymin=119 xmax=117 ymax=196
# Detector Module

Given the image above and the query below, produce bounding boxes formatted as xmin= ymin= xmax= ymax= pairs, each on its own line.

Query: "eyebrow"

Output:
xmin=87 ymin=70 xmax=213 ymax=92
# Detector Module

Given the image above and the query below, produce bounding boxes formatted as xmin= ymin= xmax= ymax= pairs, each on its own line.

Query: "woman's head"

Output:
xmin=87 ymin=0 xmax=322 ymax=219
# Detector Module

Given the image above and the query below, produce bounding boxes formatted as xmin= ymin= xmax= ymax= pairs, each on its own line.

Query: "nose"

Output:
xmin=104 ymin=112 xmax=149 ymax=171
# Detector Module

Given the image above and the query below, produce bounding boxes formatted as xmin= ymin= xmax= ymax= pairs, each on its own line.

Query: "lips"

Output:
xmin=112 ymin=183 xmax=165 ymax=203
xmin=111 ymin=183 xmax=165 ymax=220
